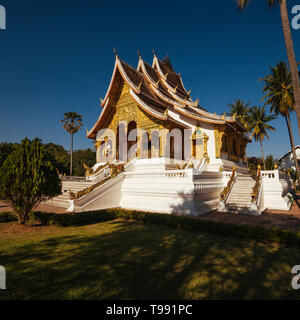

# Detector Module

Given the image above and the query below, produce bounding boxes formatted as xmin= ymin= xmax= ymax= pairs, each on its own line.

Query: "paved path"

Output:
xmin=199 ymin=197 xmax=300 ymax=232
xmin=0 ymin=201 xmax=68 ymax=214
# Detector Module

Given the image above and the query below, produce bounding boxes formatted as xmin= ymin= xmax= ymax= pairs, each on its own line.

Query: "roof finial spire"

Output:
xmin=137 ymin=50 xmax=141 ymax=59
xmin=152 ymin=48 xmax=156 ymax=57
xmin=113 ymin=48 xmax=118 ymax=58
xmin=163 ymin=106 xmax=169 ymax=116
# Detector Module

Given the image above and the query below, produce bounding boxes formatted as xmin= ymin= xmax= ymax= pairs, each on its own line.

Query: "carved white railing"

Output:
xmin=194 ymin=182 xmax=224 ymax=192
xmin=194 ymin=158 xmax=206 ymax=173
xmin=124 ymin=169 xmax=191 ymax=181
xmin=261 ymin=170 xmax=279 ymax=180
xmin=218 ymin=167 xmax=237 ymax=212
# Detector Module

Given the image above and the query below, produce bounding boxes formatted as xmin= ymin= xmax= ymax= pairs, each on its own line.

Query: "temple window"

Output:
xmin=232 ymin=140 xmax=237 ymax=155
xmin=221 ymin=134 xmax=228 ymax=152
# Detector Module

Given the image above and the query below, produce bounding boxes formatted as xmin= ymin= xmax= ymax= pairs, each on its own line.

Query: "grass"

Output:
xmin=0 ymin=219 xmax=300 ymax=300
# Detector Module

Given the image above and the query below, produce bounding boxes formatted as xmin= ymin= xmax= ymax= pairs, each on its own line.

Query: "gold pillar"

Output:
xmin=214 ymin=126 xmax=226 ymax=159
xmin=203 ymin=133 xmax=210 ymax=163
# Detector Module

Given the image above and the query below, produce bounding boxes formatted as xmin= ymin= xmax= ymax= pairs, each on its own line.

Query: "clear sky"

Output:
xmin=0 ymin=0 xmax=300 ymax=159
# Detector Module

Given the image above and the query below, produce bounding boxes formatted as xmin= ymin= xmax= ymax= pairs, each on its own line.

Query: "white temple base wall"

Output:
xmin=255 ymin=170 xmax=293 ymax=213
xmin=68 ymin=173 xmax=124 ymax=212
xmin=68 ymin=158 xmax=225 ymax=216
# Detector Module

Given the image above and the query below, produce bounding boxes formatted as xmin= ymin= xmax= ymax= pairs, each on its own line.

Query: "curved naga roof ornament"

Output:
xmin=87 ymin=51 xmax=248 ymax=139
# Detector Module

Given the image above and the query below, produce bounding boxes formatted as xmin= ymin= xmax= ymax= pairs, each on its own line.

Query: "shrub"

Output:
xmin=31 ymin=208 xmax=300 ymax=247
xmin=32 ymin=210 xmax=116 ymax=226
xmin=0 ymin=212 xmax=18 ymax=223
xmin=0 ymin=138 xmax=61 ymax=224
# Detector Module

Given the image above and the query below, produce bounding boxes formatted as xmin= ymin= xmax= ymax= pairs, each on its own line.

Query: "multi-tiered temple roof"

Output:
xmin=87 ymin=52 xmax=246 ymax=139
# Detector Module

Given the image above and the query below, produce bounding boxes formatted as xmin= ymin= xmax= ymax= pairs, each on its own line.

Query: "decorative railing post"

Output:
xmin=251 ymin=164 xmax=261 ymax=203
xmin=218 ymin=166 xmax=237 ymax=212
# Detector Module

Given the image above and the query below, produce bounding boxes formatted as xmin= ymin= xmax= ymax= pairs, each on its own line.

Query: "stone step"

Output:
xmin=229 ymin=195 xmax=251 ymax=199
xmin=228 ymin=197 xmax=251 ymax=202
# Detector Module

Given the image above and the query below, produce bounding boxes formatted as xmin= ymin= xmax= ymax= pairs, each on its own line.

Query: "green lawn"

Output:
xmin=0 ymin=219 xmax=299 ymax=299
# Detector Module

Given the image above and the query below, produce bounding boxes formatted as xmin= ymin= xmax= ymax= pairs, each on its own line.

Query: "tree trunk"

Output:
xmin=70 ymin=133 xmax=73 ymax=176
xmin=285 ymin=113 xmax=300 ymax=182
xmin=259 ymin=139 xmax=266 ymax=170
xmin=279 ymin=0 xmax=300 ymax=136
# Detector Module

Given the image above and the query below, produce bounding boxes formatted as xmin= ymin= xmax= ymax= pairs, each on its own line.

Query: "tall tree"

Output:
xmin=265 ymin=154 xmax=278 ymax=170
xmin=61 ymin=112 xmax=83 ymax=176
xmin=260 ymin=61 xmax=300 ymax=180
xmin=0 ymin=138 xmax=61 ymax=224
xmin=228 ymin=99 xmax=251 ymax=129
xmin=247 ymin=106 xmax=277 ymax=169
xmin=235 ymin=0 xmax=300 ymax=136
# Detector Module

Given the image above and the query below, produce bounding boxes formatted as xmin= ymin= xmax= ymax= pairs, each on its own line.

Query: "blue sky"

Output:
xmin=0 ymin=0 xmax=300 ymax=158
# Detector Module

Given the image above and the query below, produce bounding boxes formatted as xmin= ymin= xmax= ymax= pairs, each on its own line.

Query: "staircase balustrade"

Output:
xmin=219 ymin=166 xmax=237 ymax=202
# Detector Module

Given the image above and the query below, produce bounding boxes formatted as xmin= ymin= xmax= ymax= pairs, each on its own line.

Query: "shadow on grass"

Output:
xmin=0 ymin=220 xmax=299 ymax=300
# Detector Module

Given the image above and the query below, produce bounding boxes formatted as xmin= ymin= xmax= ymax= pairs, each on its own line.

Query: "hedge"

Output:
xmin=30 ymin=208 xmax=300 ymax=248
xmin=31 ymin=210 xmax=115 ymax=227
xmin=0 ymin=211 xmax=18 ymax=223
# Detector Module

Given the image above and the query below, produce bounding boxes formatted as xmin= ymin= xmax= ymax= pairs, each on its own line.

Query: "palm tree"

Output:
xmin=260 ymin=61 xmax=300 ymax=181
xmin=265 ymin=154 xmax=278 ymax=170
xmin=61 ymin=112 xmax=83 ymax=176
xmin=247 ymin=106 xmax=276 ymax=169
xmin=235 ymin=0 xmax=300 ymax=136
xmin=228 ymin=99 xmax=251 ymax=128
xmin=228 ymin=100 xmax=251 ymax=167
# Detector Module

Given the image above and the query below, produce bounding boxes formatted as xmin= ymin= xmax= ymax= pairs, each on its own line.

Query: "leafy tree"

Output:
xmin=265 ymin=155 xmax=278 ymax=170
xmin=247 ymin=106 xmax=276 ymax=169
xmin=43 ymin=142 xmax=69 ymax=175
xmin=0 ymin=142 xmax=18 ymax=168
xmin=72 ymin=148 xmax=96 ymax=176
xmin=260 ymin=61 xmax=300 ymax=181
xmin=235 ymin=0 xmax=300 ymax=135
xmin=0 ymin=138 xmax=61 ymax=224
xmin=61 ymin=112 xmax=83 ymax=176
xmin=228 ymin=99 xmax=251 ymax=128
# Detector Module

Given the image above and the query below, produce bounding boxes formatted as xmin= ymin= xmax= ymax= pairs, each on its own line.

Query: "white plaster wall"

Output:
xmin=279 ymin=147 xmax=300 ymax=170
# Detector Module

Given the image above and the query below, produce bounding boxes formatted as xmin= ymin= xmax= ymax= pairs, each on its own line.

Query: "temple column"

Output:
xmin=159 ymin=128 xmax=169 ymax=157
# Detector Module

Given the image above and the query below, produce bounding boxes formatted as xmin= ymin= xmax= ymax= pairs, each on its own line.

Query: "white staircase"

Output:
xmin=226 ymin=175 xmax=255 ymax=213
xmin=47 ymin=180 xmax=95 ymax=208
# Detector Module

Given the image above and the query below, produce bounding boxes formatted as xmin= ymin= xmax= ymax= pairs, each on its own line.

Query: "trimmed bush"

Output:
xmin=0 ymin=212 xmax=18 ymax=223
xmin=111 ymin=209 xmax=300 ymax=247
xmin=32 ymin=210 xmax=115 ymax=227
xmin=31 ymin=208 xmax=300 ymax=248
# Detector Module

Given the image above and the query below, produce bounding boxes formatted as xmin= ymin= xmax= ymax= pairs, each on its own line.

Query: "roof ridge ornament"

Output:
xmin=187 ymin=90 xmax=191 ymax=96
xmin=137 ymin=50 xmax=141 ymax=60
xmin=137 ymin=81 xmax=142 ymax=90
xmin=178 ymin=72 xmax=181 ymax=77
xmin=174 ymin=85 xmax=178 ymax=93
xmin=113 ymin=48 xmax=118 ymax=59
xmin=163 ymin=106 xmax=169 ymax=116
xmin=194 ymin=98 xmax=199 ymax=105
xmin=164 ymin=72 xmax=169 ymax=79
xmin=156 ymin=79 xmax=160 ymax=86
xmin=100 ymin=97 xmax=103 ymax=104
